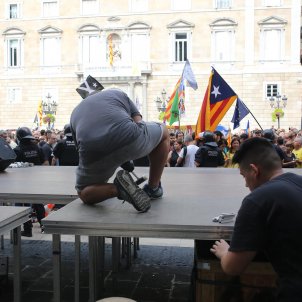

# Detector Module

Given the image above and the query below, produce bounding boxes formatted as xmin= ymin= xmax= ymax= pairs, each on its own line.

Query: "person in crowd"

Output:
xmin=176 ymin=134 xmax=198 ymax=167
xmin=195 ymin=131 xmax=225 ymax=167
xmin=292 ymin=136 xmax=302 ymax=168
xmin=14 ymin=127 xmax=47 ymax=236
xmin=282 ymin=141 xmax=297 ymax=168
xmin=70 ymin=88 xmax=169 ymax=213
xmin=218 ymin=138 xmax=229 ymax=159
xmin=263 ymin=129 xmax=286 ymax=161
xmin=166 ymin=139 xmax=183 ymax=167
xmin=52 ymin=124 xmax=79 ymax=166
xmin=252 ymin=129 xmax=262 ymax=137
xmin=169 ymin=132 xmax=176 ymax=151
xmin=210 ymin=137 xmax=302 ymax=302
xmin=239 ymin=133 xmax=249 ymax=143
xmin=224 ymin=137 xmax=240 ymax=168
xmin=175 ymin=131 xmax=184 ymax=142
xmin=41 ymin=132 xmax=57 ymax=165
xmin=213 ymin=130 xmax=223 ymax=144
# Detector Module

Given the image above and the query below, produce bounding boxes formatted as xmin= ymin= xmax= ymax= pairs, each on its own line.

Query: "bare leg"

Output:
xmin=148 ymin=125 xmax=170 ymax=188
xmin=78 ymin=184 xmax=118 ymax=205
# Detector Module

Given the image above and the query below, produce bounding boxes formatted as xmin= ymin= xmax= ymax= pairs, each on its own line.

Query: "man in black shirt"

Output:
xmin=194 ymin=131 xmax=225 ymax=167
xmin=52 ymin=124 xmax=79 ymax=166
xmin=210 ymin=138 xmax=302 ymax=302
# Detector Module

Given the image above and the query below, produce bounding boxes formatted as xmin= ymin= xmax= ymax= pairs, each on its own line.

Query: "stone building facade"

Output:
xmin=0 ymin=0 xmax=301 ymax=131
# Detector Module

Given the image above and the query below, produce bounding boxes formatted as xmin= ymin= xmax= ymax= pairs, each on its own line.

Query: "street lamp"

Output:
xmin=269 ymin=94 xmax=287 ymax=129
xmin=154 ymin=89 xmax=168 ymax=112
xmin=42 ymin=93 xmax=58 ymax=129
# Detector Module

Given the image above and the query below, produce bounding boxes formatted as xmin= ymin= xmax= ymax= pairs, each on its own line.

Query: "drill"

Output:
xmin=120 ymin=161 xmax=147 ymax=185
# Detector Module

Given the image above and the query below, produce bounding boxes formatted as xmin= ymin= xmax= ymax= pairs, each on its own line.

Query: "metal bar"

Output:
xmin=53 ymin=234 xmax=61 ymax=302
xmin=88 ymin=236 xmax=97 ymax=302
xmin=13 ymin=226 xmax=21 ymax=302
xmin=74 ymin=235 xmax=81 ymax=302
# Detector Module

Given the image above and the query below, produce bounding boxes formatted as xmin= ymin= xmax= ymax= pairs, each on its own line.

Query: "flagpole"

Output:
xmin=241 ymin=100 xmax=263 ymax=130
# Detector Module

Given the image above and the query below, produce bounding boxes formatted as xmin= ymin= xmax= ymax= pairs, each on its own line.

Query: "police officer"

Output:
xmin=14 ymin=127 xmax=46 ymax=236
xmin=194 ymin=131 xmax=225 ymax=167
xmin=51 ymin=124 xmax=79 ymax=166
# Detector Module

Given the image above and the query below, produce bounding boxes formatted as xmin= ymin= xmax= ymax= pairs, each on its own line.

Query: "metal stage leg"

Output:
xmin=13 ymin=226 xmax=21 ymax=302
xmin=74 ymin=235 xmax=81 ymax=302
xmin=112 ymin=237 xmax=121 ymax=273
xmin=97 ymin=237 xmax=105 ymax=290
xmin=53 ymin=234 xmax=61 ymax=302
xmin=133 ymin=237 xmax=139 ymax=258
xmin=88 ymin=236 xmax=98 ymax=302
xmin=126 ymin=238 xmax=131 ymax=268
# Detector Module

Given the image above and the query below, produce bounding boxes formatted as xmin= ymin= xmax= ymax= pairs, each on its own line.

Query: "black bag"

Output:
xmin=0 ymin=138 xmax=16 ymax=171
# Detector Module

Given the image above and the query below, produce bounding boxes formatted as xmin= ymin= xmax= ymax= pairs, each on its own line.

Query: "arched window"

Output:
xmin=210 ymin=18 xmax=237 ymax=63
xmin=3 ymin=27 xmax=25 ymax=68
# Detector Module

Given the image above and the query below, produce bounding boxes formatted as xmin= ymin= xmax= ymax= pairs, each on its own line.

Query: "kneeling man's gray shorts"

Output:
xmin=76 ymin=121 xmax=164 ymax=191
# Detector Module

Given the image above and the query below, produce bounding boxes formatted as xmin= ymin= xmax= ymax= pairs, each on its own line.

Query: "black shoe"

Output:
xmin=21 ymin=231 xmax=32 ymax=237
xmin=114 ymin=170 xmax=151 ymax=213
xmin=40 ymin=226 xmax=45 ymax=234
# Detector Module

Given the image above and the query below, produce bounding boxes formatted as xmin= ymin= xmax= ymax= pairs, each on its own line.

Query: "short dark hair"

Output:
xmin=232 ymin=137 xmax=281 ymax=171
xmin=239 ymin=133 xmax=248 ymax=140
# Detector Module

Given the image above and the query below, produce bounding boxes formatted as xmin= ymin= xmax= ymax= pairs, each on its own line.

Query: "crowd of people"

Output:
xmin=166 ymin=127 xmax=302 ymax=169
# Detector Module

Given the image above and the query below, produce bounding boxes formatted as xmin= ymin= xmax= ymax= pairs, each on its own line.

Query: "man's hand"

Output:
xmin=210 ymin=239 xmax=229 ymax=259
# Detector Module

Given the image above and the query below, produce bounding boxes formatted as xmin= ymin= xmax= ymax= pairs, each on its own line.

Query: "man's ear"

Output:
xmin=249 ymin=163 xmax=260 ymax=177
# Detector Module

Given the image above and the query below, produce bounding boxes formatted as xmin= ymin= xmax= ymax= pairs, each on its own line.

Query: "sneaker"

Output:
xmin=21 ymin=230 xmax=33 ymax=237
xmin=143 ymin=183 xmax=163 ymax=199
xmin=40 ymin=226 xmax=45 ymax=234
xmin=114 ymin=170 xmax=151 ymax=213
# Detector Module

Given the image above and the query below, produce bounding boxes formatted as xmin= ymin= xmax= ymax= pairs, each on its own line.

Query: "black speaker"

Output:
xmin=0 ymin=138 xmax=16 ymax=171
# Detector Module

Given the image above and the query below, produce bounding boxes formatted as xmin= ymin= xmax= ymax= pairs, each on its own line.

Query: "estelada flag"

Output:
xmin=195 ymin=68 xmax=237 ymax=134
xmin=76 ymin=75 xmax=104 ymax=99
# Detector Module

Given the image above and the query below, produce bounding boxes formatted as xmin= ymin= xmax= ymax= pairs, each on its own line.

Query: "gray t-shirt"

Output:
xmin=70 ymin=88 xmax=151 ymax=189
xmin=70 ymin=88 xmax=142 ymax=156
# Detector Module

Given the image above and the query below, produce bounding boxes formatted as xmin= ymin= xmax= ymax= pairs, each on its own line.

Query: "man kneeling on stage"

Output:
xmin=70 ymin=87 xmax=169 ymax=213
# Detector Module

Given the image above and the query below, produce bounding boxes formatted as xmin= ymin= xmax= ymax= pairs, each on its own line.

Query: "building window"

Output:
xmin=258 ymin=16 xmax=287 ymax=62
xmin=82 ymin=35 xmax=101 ymax=65
xmin=41 ymin=37 xmax=60 ymax=66
xmin=210 ymin=18 xmax=237 ymax=63
xmin=7 ymin=88 xmax=21 ymax=104
xmin=42 ymin=0 xmax=58 ymax=17
xmin=213 ymin=31 xmax=233 ymax=61
xmin=130 ymin=0 xmax=148 ymax=12
xmin=8 ymin=3 xmax=21 ymax=19
xmin=174 ymin=33 xmax=187 ymax=62
xmin=171 ymin=0 xmax=191 ymax=10
xmin=262 ymin=29 xmax=281 ymax=61
xmin=81 ymin=0 xmax=98 ymax=15
xmin=266 ymin=83 xmax=279 ymax=98
xmin=8 ymin=39 xmax=21 ymax=67
xmin=215 ymin=0 xmax=231 ymax=9
xmin=264 ymin=0 xmax=281 ymax=6
xmin=39 ymin=26 xmax=62 ymax=68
